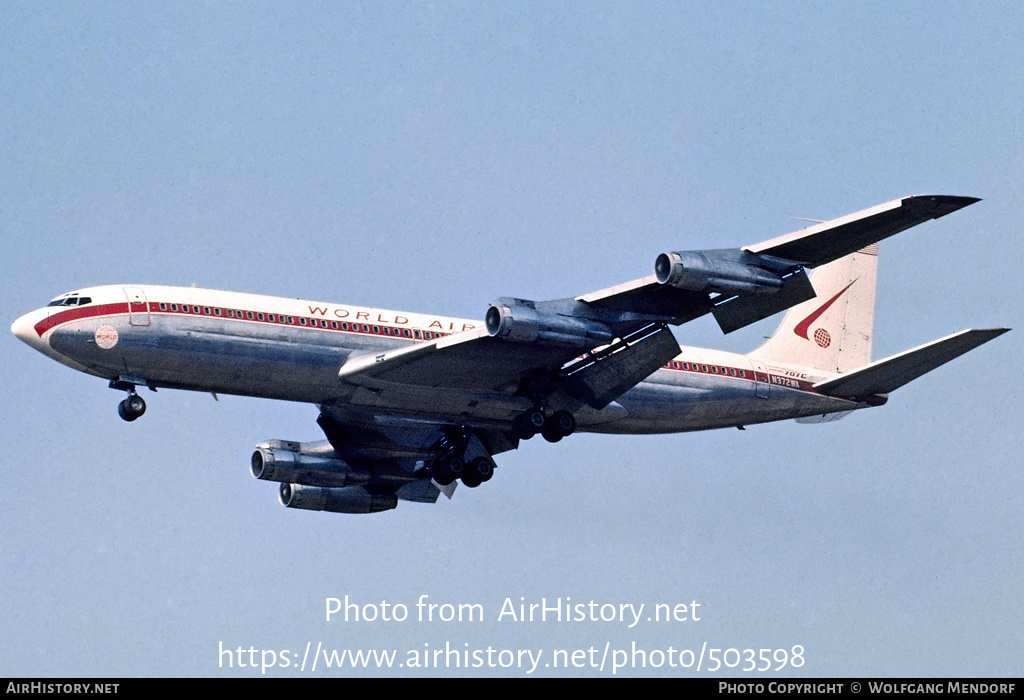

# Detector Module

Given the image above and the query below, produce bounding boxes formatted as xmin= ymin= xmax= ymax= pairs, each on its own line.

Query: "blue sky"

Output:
xmin=2 ymin=2 xmax=1022 ymax=677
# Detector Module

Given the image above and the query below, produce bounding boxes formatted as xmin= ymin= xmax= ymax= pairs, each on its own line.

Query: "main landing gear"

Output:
xmin=432 ymin=454 xmax=496 ymax=489
xmin=429 ymin=428 xmax=498 ymax=489
xmin=511 ymin=408 xmax=576 ymax=443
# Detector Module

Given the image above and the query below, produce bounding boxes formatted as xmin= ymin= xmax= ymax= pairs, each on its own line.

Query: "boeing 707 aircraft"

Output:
xmin=12 ymin=195 xmax=1008 ymax=514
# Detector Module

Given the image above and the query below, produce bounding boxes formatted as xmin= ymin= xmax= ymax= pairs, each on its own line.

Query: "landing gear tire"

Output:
xmin=541 ymin=425 xmax=563 ymax=443
xmin=551 ymin=410 xmax=576 ymax=436
xmin=541 ymin=410 xmax=575 ymax=442
xmin=117 ymin=394 xmax=146 ymax=422
xmin=432 ymin=455 xmax=465 ymax=486
xmin=512 ymin=409 xmax=546 ymax=440
xmin=462 ymin=457 xmax=495 ymax=488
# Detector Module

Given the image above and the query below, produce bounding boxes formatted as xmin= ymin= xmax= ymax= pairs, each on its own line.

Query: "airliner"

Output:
xmin=12 ymin=195 xmax=1008 ymax=515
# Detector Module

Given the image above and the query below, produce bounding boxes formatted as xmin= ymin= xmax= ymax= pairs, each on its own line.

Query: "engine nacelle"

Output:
xmin=251 ymin=445 xmax=370 ymax=488
xmin=654 ymin=251 xmax=783 ymax=295
xmin=279 ymin=483 xmax=398 ymax=514
xmin=486 ymin=298 xmax=614 ymax=346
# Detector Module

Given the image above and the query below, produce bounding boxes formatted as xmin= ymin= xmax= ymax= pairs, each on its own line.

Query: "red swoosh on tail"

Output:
xmin=793 ymin=280 xmax=857 ymax=340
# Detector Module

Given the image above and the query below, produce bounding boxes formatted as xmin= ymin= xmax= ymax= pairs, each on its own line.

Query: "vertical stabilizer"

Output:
xmin=748 ymin=245 xmax=878 ymax=373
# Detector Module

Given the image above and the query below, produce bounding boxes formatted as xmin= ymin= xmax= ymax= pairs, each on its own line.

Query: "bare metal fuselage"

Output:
xmin=15 ymin=284 xmax=858 ymax=437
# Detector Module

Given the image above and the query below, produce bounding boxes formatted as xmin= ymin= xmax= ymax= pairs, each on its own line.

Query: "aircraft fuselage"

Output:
xmin=13 ymin=284 xmax=860 ymax=435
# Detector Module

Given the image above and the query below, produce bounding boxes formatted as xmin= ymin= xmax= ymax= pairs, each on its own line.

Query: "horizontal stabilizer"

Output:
xmin=814 ymin=328 xmax=1009 ymax=399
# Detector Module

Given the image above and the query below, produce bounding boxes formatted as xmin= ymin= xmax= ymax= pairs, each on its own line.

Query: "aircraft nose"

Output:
xmin=11 ymin=310 xmax=46 ymax=350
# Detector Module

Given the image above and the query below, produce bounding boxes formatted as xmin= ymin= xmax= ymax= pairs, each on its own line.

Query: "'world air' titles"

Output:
xmin=497 ymin=597 xmax=701 ymax=629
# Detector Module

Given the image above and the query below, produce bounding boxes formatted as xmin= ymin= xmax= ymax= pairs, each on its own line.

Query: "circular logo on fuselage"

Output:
xmin=813 ymin=327 xmax=831 ymax=348
xmin=95 ymin=325 xmax=119 ymax=349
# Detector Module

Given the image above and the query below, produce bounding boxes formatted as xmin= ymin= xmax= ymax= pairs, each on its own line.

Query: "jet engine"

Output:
xmin=654 ymin=251 xmax=783 ymax=295
xmin=486 ymin=297 xmax=614 ymax=346
xmin=279 ymin=483 xmax=398 ymax=514
xmin=251 ymin=441 xmax=370 ymax=488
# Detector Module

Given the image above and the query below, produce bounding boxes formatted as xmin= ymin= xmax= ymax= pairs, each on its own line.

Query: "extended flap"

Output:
xmin=561 ymin=323 xmax=681 ymax=410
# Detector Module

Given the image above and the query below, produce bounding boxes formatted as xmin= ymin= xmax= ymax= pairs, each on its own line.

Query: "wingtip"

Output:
xmin=960 ymin=327 xmax=1011 ymax=346
xmin=903 ymin=194 xmax=982 ymax=216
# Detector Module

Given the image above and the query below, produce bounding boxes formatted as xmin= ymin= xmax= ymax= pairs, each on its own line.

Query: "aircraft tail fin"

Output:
xmin=813 ymin=328 xmax=1009 ymax=399
xmin=748 ymin=245 xmax=878 ymax=373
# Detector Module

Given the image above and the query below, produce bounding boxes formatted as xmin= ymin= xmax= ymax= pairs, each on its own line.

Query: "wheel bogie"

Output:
xmin=517 ymin=408 xmax=576 ymax=442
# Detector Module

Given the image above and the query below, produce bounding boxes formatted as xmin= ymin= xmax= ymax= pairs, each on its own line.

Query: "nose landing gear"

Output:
xmin=117 ymin=392 xmax=146 ymax=422
xmin=110 ymin=377 xmax=153 ymax=422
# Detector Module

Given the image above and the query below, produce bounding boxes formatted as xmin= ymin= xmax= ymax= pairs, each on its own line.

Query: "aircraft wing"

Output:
xmin=334 ymin=195 xmax=980 ymax=415
xmin=336 ymin=322 xmax=681 ymax=412
xmin=314 ymin=404 xmax=517 ymax=469
xmin=337 ymin=326 xmax=580 ymax=394
xmin=579 ymin=195 xmax=980 ymax=333
xmin=744 ymin=195 xmax=979 ymax=266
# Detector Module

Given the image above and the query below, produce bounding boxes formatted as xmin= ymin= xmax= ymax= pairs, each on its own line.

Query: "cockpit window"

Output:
xmin=46 ymin=294 xmax=92 ymax=307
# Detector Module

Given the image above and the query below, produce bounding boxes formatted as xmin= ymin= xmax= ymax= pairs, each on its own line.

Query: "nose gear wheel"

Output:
xmin=117 ymin=393 xmax=146 ymax=422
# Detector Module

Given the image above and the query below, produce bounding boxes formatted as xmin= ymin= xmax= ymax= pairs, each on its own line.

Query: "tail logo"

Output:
xmin=793 ymin=279 xmax=857 ymax=342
